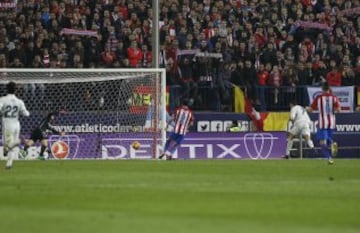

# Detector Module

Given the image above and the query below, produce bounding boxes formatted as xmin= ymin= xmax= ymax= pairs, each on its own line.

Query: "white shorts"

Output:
xmin=2 ymin=121 xmax=20 ymax=148
xmin=288 ymin=122 xmax=311 ymax=137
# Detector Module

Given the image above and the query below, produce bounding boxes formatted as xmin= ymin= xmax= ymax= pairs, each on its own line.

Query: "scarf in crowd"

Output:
xmin=295 ymin=20 xmax=333 ymax=31
xmin=0 ymin=0 xmax=17 ymax=8
xmin=177 ymin=49 xmax=223 ymax=59
xmin=341 ymin=7 xmax=360 ymax=17
xmin=60 ymin=28 xmax=98 ymax=37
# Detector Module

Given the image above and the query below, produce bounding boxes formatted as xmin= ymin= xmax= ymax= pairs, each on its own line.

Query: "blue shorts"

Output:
xmin=317 ymin=129 xmax=334 ymax=141
xmin=168 ymin=132 xmax=185 ymax=145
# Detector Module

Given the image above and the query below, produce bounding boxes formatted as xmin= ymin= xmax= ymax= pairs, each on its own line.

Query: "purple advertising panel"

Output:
xmin=7 ymin=132 xmax=286 ymax=160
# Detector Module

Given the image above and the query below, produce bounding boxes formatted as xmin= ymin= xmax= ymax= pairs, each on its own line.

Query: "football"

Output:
xmin=132 ymin=141 xmax=141 ymax=150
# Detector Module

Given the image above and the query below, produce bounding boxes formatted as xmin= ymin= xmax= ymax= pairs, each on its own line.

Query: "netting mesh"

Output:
xmin=0 ymin=69 xmax=166 ymax=160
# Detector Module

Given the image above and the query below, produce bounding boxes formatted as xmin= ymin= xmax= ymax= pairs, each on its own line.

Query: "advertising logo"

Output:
xmin=244 ymin=133 xmax=276 ymax=159
xmin=51 ymin=140 xmax=69 ymax=159
xmin=197 ymin=121 xmax=210 ymax=132
xmin=197 ymin=120 xmax=249 ymax=132
xmin=210 ymin=121 xmax=223 ymax=132
xmin=101 ymin=138 xmax=154 ymax=159
xmin=48 ymin=135 xmax=80 ymax=159
xmin=312 ymin=91 xmax=322 ymax=99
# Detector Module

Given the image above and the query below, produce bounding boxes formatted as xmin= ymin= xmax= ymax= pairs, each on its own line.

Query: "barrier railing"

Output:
xmin=169 ymin=85 xmax=312 ymax=112
xmin=169 ymin=85 xmax=358 ymax=112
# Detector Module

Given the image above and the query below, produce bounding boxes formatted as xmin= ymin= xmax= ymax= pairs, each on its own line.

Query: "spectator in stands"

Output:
xmin=257 ymin=64 xmax=270 ymax=87
xmin=326 ymin=59 xmax=342 ymax=86
xmin=84 ymin=40 xmax=101 ymax=68
xmin=0 ymin=0 xmax=359 ymax=112
xmin=159 ymin=44 xmax=168 ymax=68
xmin=42 ymin=48 xmax=50 ymax=68
xmin=341 ymin=65 xmax=355 ymax=86
xmin=165 ymin=58 xmax=177 ymax=86
xmin=72 ymin=53 xmax=84 ymax=68
xmin=354 ymin=60 xmax=360 ymax=85
xmin=282 ymin=66 xmax=298 ymax=106
xmin=141 ymin=44 xmax=152 ymax=68
xmin=242 ymin=60 xmax=258 ymax=104
xmin=230 ymin=61 xmax=244 ymax=87
xmin=256 ymin=63 xmax=269 ymax=111
xmin=261 ymin=43 xmax=277 ymax=66
xmin=351 ymin=37 xmax=360 ymax=62
xmin=312 ymin=59 xmax=328 ymax=85
xmin=127 ymin=40 xmax=142 ymax=67
xmin=216 ymin=62 xmax=233 ymax=110
xmin=281 ymin=34 xmax=297 ymax=55
xmin=8 ymin=41 xmax=25 ymax=64
xmin=297 ymin=62 xmax=312 ymax=85
xmin=274 ymin=51 xmax=286 ymax=70
xmin=0 ymin=53 xmax=6 ymax=68
xmin=267 ymin=65 xmax=282 ymax=109
xmin=177 ymin=55 xmax=198 ymax=106
xmin=10 ymin=57 xmax=24 ymax=68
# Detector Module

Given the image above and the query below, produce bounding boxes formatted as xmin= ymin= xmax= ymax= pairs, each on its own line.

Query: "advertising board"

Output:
xmin=0 ymin=132 xmax=287 ymax=160
xmin=307 ymin=86 xmax=354 ymax=112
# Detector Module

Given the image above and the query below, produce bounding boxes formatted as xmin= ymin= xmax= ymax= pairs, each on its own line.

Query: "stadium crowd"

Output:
xmin=0 ymin=0 xmax=360 ymax=111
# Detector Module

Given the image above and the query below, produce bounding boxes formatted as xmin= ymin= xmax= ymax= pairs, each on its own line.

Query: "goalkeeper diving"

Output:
xmin=21 ymin=112 xmax=65 ymax=160
xmin=285 ymin=100 xmax=314 ymax=158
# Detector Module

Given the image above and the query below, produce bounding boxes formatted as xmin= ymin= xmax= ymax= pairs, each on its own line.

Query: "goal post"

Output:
xmin=0 ymin=68 xmax=167 ymax=160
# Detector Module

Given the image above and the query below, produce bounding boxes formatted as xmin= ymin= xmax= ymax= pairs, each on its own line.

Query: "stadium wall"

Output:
xmin=0 ymin=112 xmax=359 ymax=160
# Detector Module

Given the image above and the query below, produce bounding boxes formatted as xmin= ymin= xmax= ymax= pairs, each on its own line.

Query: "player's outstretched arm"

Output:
xmin=165 ymin=117 xmax=174 ymax=131
xmin=47 ymin=121 xmax=64 ymax=136
xmin=305 ymin=106 xmax=313 ymax=113
xmin=20 ymin=101 xmax=30 ymax=117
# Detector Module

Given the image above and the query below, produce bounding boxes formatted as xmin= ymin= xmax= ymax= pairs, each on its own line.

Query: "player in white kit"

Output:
xmin=285 ymin=100 xmax=314 ymax=158
xmin=0 ymin=82 xmax=30 ymax=169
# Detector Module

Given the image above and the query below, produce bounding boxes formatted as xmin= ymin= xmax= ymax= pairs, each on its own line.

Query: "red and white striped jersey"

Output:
xmin=172 ymin=105 xmax=194 ymax=135
xmin=310 ymin=92 xmax=340 ymax=129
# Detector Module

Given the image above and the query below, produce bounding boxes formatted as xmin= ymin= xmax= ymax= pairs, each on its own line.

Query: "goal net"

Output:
xmin=0 ymin=68 xmax=166 ymax=160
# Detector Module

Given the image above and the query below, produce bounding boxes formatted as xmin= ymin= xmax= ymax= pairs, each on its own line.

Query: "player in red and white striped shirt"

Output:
xmin=307 ymin=82 xmax=340 ymax=164
xmin=159 ymin=99 xmax=194 ymax=160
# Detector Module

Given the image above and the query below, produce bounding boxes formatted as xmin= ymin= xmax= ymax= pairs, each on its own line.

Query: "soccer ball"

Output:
xmin=132 ymin=141 xmax=141 ymax=150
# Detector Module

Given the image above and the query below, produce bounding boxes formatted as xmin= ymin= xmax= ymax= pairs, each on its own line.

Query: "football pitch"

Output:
xmin=0 ymin=159 xmax=359 ymax=233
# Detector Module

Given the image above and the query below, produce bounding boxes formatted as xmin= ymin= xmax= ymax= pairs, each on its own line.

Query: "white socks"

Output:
xmin=306 ymin=139 xmax=314 ymax=149
xmin=6 ymin=150 xmax=15 ymax=168
xmin=286 ymin=138 xmax=314 ymax=156
xmin=286 ymin=138 xmax=293 ymax=156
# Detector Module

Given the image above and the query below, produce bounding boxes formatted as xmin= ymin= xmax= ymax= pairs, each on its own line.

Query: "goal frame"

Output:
xmin=0 ymin=68 xmax=167 ymax=159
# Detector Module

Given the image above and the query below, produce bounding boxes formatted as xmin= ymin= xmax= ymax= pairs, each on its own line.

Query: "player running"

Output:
xmin=21 ymin=112 xmax=65 ymax=160
xmin=0 ymin=81 xmax=30 ymax=169
xmin=159 ymin=99 xmax=194 ymax=160
xmin=307 ymin=82 xmax=340 ymax=164
xmin=284 ymin=100 xmax=314 ymax=159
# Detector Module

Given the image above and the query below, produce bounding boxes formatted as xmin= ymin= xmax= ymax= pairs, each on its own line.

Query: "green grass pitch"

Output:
xmin=0 ymin=159 xmax=359 ymax=233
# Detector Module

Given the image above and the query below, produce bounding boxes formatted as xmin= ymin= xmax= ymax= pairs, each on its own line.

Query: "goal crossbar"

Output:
xmin=0 ymin=68 xmax=166 ymax=84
